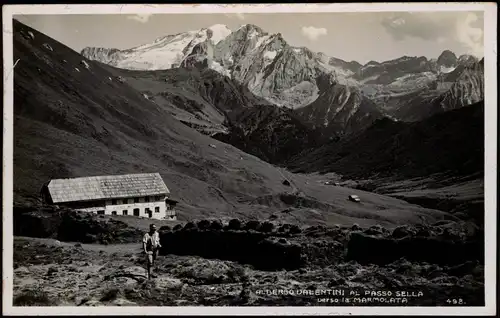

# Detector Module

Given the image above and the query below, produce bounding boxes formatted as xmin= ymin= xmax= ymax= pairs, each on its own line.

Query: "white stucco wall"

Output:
xmin=73 ymin=195 xmax=177 ymax=220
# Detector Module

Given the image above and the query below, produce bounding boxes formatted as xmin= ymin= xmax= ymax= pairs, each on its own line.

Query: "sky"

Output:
xmin=14 ymin=11 xmax=484 ymax=64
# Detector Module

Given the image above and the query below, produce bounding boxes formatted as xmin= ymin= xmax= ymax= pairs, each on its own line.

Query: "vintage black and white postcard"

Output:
xmin=2 ymin=3 xmax=497 ymax=316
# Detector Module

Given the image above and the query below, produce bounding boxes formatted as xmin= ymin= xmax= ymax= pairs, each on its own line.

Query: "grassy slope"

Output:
xmin=13 ymin=19 xmax=451 ymax=227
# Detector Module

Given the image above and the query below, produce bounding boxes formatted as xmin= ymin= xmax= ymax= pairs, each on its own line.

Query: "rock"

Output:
xmin=121 ymin=266 xmax=147 ymax=278
xmin=364 ymin=225 xmax=384 ymax=236
xmin=14 ymin=266 xmax=31 ymax=275
xmin=351 ymin=223 xmax=362 ymax=231
xmin=74 ymin=243 xmax=82 ymax=248
xmin=289 ymin=224 xmax=301 ymax=234
xmin=260 ymin=221 xmax=274 ymax=233
xmin=42 ymin=43 xmax=53 ymax=51
xmin=209 ymin=220 xmax=223 ymax=231
xmin=82 ymin=299 xmax=102 ymax=306
xmin=159 ymin=225 xmax=171 ymax=232
xmin=227 ymin=219 xmax=242 ymax=231
xmin=184 ymin=222 xmax=196 ymax=230
xmin=446 ymin=260 xmax=480 ymax=277
xmin=155 ymin=276 xmax=183 ymax=289
xmin=392 ymin=226 xmax=412 ymax=239
xmin=111 ymin=298 xmax=137 ymax=306
xmin=197 ymin=220 xmax=211 ymax=230
xmin=47 ymin=266 xmax=58 ymax=276
xmin=244 ymin=220 xmax=261 ymax=231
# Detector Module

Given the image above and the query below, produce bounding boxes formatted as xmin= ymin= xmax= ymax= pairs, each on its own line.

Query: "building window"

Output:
xmin=97 ymin=210 xmax=105 ymax=215
xmin=126 ymin=198 xmax=132 ymax=204
xmin=112 ymin=199 xmax=117 ymax=205
xmin=155 ymin=207 xmax=160 ymax=213
xmin=155 ymin=196 xmax=162 ymax=201
xmin=145 ymin=196 xmax=150 ymax=203
xmin=133 ymin=208 xmax=140 ymax=216
xmin=111 ymin=211 xmax=117 ymax=215
xmin=123 ymin=210 xmax=128 ymax=215
xmin=134 ymin=198 xmax=140 ymax=203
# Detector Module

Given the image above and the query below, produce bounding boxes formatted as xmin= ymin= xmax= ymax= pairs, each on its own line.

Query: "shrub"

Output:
xmin=183 ymin=222 xmax=196 ymax=230
xmin=392 ymin=226 xmax=411 ymax=239
xmin=209 ymin=220 xmax=223 ymax=230
xmin=159 ymin=225 xmax=171 ymax=232
xmin=197 ymin=220 xmax=211 ymax=230
xmin=100 ymin=288 xmax=120 ymax=301
xmin=227 ymin=219 xmax=241 ymax=231
xmin=244 ymin=220 xmax=261 ymax=231
xmin=289 ymin=225 xmax=301 ymax=235
xmin=173 ymin=224 xmax=182 ymax=231
xmin=260 ymin=221 xmax=274 ymax=233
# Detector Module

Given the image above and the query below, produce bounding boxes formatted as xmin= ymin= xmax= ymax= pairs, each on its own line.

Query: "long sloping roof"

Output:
xmin=47 ymin=173 xmax=170 ymax=203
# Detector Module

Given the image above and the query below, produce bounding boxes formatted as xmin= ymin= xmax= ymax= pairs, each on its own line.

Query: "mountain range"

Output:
xmin=82 ymin=23 xmax=484 ymax=127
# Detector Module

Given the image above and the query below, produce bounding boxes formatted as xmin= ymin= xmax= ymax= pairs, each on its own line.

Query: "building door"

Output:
xmin=133 ymin=208 xmax=140 ymax=216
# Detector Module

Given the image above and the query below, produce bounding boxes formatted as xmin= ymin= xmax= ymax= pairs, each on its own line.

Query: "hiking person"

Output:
xmin=143 ymin=224 xmax=162 ymax=279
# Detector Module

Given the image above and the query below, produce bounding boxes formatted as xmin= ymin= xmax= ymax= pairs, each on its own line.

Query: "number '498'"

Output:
xmin=446 ymin=299 xmax=465 ymax=305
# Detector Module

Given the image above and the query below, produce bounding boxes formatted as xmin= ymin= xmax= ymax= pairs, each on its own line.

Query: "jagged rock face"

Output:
xmin=80 ymin=47 xmax=121 ymax=65
xmin=437 ymin=50 xmax=458 ymax=68
xmin=327 ymin=57 xmax=362 ymax=74
xmin=354 ymin=56 xmax=432 ymax=84
xmin=296 ymin=74 xmax=383 ymax=136
xmin=213 ymin=105 xmax=319 ymax=164
xmin=437 ymin=59 xmax=484 ymax=112
xmin=361 ymin=53 xmax=484 ymax=121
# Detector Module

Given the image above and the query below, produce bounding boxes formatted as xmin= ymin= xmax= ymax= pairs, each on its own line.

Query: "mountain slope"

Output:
xmin=97 ymin=63 xmax=270 ymax=136
xmin=13 ymin=19 xmax=452 ymax=227
xmin=361 ymin=54 xmax=484 ymax=122
xmin=212 ymin=105 xmax=320 ymax=164
xmin=98 ymin=63 xmax=319 ymax=164
xmin=296 ymin=73 xmax=384 ymax=137
xmin=286 ymin=101 xmax=484 ymax=181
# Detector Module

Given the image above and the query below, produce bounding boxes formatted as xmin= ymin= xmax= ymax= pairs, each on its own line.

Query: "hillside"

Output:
xmin=13 ymin=20 xmax=455 ymax=228
xmin=98 ymin=63 xmax=319 ymax=164
xmin=286 ymin=101 xmax=484 ymax=180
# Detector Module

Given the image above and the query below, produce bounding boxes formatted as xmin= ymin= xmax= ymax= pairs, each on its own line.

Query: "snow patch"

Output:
xmin=28 ymin=31 xmax=35 ymax=40
xmin=264 ymin=50 xmax=277 ymax=60
xmin=440 ymin=65 xmax=456 ymax=74
xmin=42 ymin=43 xmax=53 ymax=52
xmin=108 ymin=77 xmax=112 ymax=81
xmin=209 ymin=60 xmax=231 ymax=78
xmin=208 ymin=24 xmax=232 ymax=45
xmin=293 ymin=48 xmax=302 ymax=54
xmin=254 ymin=35 xmax=271 ymax=49
xmin=81 ymin=60 xmax=91 ymax=70
xmin=248 ymin=29 xmax=259 ymax=38
xmin=74 ymin=68 xmax=80 ymax=72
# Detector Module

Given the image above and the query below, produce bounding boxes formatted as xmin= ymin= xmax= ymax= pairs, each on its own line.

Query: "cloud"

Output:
xmin=127 ymin=14 xmax=153 ymax=23
xmin=380 ymin=11 xmax=484 ymax=56
xmin=224 ymin=13 xmax=246 ymax=21
xmin=301 ymin=26 xmax=327 ymax=41
xmin=456 ymin=13 xmax=484 ymax=57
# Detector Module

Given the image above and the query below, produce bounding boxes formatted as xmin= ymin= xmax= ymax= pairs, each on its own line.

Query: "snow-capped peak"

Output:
xmin=206 ymin=24 xmax=232 ymax=44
